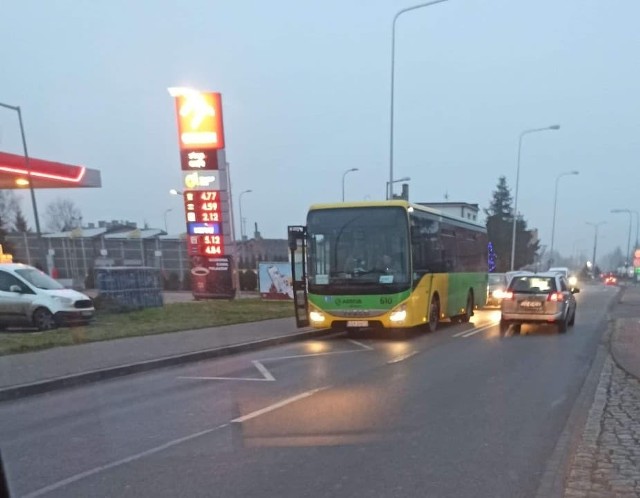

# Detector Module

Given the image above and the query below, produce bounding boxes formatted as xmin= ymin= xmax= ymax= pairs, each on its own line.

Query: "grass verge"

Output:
xmin=0 ymin=299 xmax=294 ymax=356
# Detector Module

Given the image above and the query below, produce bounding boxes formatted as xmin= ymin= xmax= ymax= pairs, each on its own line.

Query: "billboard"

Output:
xmin=258 ymin=262 xmax=294 ymax=300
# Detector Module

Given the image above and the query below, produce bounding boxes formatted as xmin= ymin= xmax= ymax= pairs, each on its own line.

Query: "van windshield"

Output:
xmin=16 ymin=269 xmax=65 ymax=290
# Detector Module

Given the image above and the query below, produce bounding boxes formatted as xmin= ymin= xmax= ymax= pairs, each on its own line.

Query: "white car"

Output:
xmin=0 ymin=263 xmax=94 ymax=330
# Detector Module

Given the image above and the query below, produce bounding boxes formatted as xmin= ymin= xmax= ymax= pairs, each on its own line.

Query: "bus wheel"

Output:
xmin=428 ymin=296 xmax=440 ymax=332
xmin=460 ymin=292 xmax=474 ymax=323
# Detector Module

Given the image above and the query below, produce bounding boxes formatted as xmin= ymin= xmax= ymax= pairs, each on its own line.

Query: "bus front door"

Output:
xmin=288 ymin=225 xmax=309 ymax=327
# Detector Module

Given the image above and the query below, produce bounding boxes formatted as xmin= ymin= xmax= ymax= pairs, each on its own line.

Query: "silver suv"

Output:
xmin=500 ymin=272 xmax=578 ymax=335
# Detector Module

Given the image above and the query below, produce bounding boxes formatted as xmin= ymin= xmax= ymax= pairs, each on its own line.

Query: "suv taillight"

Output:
xmin=547 ymin=292 xmax=564 ymax=302
xmin=503 ymin=291 xmax=514 ymax=300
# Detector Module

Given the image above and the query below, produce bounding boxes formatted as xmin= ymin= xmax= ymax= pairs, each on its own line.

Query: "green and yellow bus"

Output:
xmin=304 ymin=200 xmax=488 ymax=332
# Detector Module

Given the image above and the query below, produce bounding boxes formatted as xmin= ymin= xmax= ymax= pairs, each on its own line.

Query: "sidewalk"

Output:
xmin=564 ymin=284 xmax=640 ymax=497
xmin=0 ymin=317 xmax=326 ymax=401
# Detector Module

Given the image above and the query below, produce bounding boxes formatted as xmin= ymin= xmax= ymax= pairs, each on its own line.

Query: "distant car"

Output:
xmin=0 ymin=263 xmax=94 ymax=330
xmin=486 ymin=273 xmax=509 ymax=307
xmin=500 ymin=272 xmax=579 ymax=335
xmin=603 ymin=274 xmax=617 ymax=286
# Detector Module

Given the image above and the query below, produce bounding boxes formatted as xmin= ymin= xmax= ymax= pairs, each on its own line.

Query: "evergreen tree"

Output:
xmin=485 ymin=176 xmax=540 ymax=272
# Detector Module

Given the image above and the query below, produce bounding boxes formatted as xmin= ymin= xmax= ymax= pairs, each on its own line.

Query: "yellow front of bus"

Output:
xmin=306 ymin=202 xmax=423 ymax=331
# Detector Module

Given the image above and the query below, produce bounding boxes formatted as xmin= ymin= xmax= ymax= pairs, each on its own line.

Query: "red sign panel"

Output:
xmin=183 ymin=190 xmax=222 ymax=223
xmin=187 ymin=234 xmax=225 ymax=257
xmin=174 ymin=92 xmax=225 ymax=150
xmin=180 ymin=149 xmax=219 ymax=171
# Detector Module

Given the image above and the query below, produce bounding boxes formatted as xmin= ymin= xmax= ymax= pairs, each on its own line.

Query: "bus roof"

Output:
xmin=308 ymin=200 xmax=486 ymax=231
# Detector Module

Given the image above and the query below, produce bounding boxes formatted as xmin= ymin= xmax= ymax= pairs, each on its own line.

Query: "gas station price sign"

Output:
xmin=184 ymin=190 xmax=222 ymax=223
xmin=187 ymin=234 xmax=225 ymax=256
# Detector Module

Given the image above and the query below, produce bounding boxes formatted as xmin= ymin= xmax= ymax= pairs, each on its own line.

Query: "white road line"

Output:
xmin=231 ymin=388 xmax=327 ymax=423
xmin=452 ymin=327 xmax=476 ymax=337
xmin=22 ymin=423 xmax=230 ymax=498
xmin=346 ymin=338 xmax=374 ymax=350
xmin=461 ymin=322 xmax=499 ymax=338
xmin=387 ymin=351 xmax=419 ymax=364
xmin=252 ymin=360 xmax=275 ymax=381
xmin=178 ymin=339 xmax=372 ymax=382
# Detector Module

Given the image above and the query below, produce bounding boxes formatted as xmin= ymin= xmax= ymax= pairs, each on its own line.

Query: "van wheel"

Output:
xmin=428 ymin=296 xmax=440 ymax=332
xmin=459 ymin=292 xmax=474 ymax=323
xmin=568 ymin=309 xmax=576 ymax=326
xmin=33 ymin=308 xmax=56 ymax=331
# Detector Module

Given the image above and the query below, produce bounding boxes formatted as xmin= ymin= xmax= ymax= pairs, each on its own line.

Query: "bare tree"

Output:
xmin=14 ymin=205 xmax=30 ymax=232
xmin=0 ymin=191 xmax=20 ymax=230
xmin=44 ymin=198 xmax=82 ymax=232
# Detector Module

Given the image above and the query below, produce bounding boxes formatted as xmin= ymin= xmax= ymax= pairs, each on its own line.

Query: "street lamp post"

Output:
xmin=510 ymin=125 xmax=560 ymax=271
xmin=163 ymin=208 xmax=173 ymax=233
xmin=385 ymin=176 xmax=411 ymax=199
xmin=388 ymin=0 xmax=448 ymax=200
xmin=586 ymin=221 xmax=606 ymax=272
xmin=0 ymin=102 xmax=42 ymax=237
xmin=549 ymin=170 xmax=579 ymax=264
xmin=341 ymin=168 xmax=359 ymax=202
xmin=631 ymin=210 xmax=639 ymax=252
xmin=611 ymin=208 xmax=633 ymax=266
xmin=238 ymin=190 xmax=252 ymax=241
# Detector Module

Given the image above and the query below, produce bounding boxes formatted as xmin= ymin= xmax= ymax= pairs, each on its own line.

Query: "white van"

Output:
xmin=0 ymin=263 xmax=94 ymax=330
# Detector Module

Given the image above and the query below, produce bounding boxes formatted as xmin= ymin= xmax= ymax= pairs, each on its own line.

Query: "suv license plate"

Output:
xmin=347 ymin=320 xmax=368 ymax=327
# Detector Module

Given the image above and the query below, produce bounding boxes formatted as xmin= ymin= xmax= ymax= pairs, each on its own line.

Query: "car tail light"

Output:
xmin=502 ymin=291 xmax=514 ymax=300
xmin=547 ymin=292 xmax=564 ymax=302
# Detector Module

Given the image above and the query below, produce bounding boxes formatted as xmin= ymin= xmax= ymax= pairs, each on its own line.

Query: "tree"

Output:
xmin=14 ymin=205 xmax=30 ymax=233
xmin=44 ymin=198 xmax=82 ymax=232
xmin=485 ymin=176 xmax=540 ymax=272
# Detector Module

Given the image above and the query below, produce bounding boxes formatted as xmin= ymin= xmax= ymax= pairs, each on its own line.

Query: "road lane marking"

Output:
xmin=178 ymin=360 xmax=275 ymax=382
xmin=347 ymin=338 xmax=374 ymax=350
xmin=22 ymin=422 xmax=230 ymax=498
xmin=178 ymin=338 xmax=372 ymax=383
xmin=461 ymin=322 xmax=499 ymax=338
xmin=452 ymin=327 xmax=476 ymax=337
xmin=231 ymin=387 xmax=327 ymax=423
xmin=387 ymin=351 xmax=419 ymax=364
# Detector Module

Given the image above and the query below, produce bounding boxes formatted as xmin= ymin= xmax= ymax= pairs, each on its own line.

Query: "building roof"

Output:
xmin=42 ymin=227 xmax=108 ymax=239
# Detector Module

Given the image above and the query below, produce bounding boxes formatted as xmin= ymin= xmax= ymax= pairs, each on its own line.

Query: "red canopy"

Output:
xmin=0 ymin=151 xmax=101 ymax=189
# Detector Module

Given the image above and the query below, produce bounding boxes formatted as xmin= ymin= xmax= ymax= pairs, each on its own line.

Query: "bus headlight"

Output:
xmin=309 ymin=310 xmax=326 ymax=323
xmin=389 ymin=304 xmax=407 ymax=323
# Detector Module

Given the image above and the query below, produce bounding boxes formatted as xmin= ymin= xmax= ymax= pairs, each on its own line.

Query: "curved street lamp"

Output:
xmin=0 ymin=102 xmax=41 ymax=237
xmin=510 ymin=124 xmax=560 ymax=270
xmin=549 ymin=170 xmax=579 ymax=264
xmin=386 ymin=176 xmax=411 ymax=199
xmin=388 ymin=0 xmax=449 ymax=200
xmin=342 ymin=168 xmax=359 ymax=202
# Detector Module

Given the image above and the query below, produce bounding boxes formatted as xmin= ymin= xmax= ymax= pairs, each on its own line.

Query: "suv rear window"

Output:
xmin=510 ymin=276 xmax=557 ymax=294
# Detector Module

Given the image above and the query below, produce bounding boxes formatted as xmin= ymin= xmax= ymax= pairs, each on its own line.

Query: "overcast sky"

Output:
xmin=2 ymin=0 xmax=639 ymax=262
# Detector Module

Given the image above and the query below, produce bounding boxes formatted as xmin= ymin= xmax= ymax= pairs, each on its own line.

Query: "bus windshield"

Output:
xmin=307 ymin=206 xmax=410 ymax=293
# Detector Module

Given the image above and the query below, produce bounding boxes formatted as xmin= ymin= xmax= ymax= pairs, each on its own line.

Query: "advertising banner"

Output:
xmin=258 ymin=262 xmax=294 ymax=300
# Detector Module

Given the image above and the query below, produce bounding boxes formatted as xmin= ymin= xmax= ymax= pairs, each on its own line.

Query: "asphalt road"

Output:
xmin=0 ymin=285 xmax=617 ymax=498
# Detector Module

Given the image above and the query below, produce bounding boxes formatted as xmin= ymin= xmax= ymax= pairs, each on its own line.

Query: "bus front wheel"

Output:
xmin=428 ymin=296 xmax=440 ymax=333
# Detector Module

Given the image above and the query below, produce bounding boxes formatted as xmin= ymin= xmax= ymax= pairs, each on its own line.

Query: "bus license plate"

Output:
xmin=347 ymin=320 xmax=368 ymax=327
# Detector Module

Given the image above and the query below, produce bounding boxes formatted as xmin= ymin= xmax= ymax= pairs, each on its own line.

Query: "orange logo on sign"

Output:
xmin=175 ymin=92 xmax=225 ymax=150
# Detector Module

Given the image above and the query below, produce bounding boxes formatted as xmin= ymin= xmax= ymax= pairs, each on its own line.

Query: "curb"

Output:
xmin=608 ymin=285 xmax=640 ymax=382
xmin=0 ymin=327 xmax=332 ymax=403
